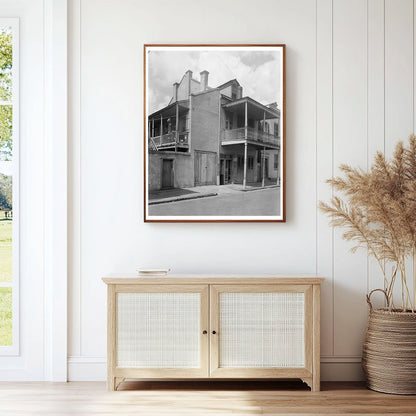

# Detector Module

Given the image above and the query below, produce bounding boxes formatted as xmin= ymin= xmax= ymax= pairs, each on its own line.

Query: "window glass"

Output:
xmin=0 ymin=24 xmax=16 ymax=350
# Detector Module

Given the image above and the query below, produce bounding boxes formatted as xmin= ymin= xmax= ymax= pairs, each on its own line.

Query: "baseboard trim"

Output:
xmin=68 ymin=356 xmax=106 ymax=381
xmin=68 ymin=356 xmax=365 ymax=382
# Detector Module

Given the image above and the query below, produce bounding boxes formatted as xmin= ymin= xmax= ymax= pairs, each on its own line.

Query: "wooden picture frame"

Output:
xmin=144 ymin=44 xmax=285 ymax=222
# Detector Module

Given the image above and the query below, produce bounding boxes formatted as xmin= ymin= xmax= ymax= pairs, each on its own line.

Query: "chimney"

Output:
xmin=172 ymin=82 xmax=179 ymax=102
xmin=185 ymin=70 xmax=193 ymax=96
xmin=237 ymin=86 xmax=243 ymax=99
xmin=200 ymin=70 xmax=209 ymax=92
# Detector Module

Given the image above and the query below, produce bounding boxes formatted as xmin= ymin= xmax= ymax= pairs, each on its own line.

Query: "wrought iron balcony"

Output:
xmin=222 ymin=127 xmax=280 ymax=148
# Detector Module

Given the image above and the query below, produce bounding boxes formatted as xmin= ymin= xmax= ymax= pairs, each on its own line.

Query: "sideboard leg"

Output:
xmin=107 ymin=375 xmax=115 ymax=392
xmin=301 ymin=377 xmax=313 ymax=390
xmin=312 ymin=284 xmax=321 ymax=393
xmin=107 ymin=376 xmax=125 ymax=391
xmin=107 ymin=376 xmax=124 ymax=391
xmin=114 ymin=377 xmax=125 ymax=391
xmin=312 ymin=375 xmax=320 ymax=392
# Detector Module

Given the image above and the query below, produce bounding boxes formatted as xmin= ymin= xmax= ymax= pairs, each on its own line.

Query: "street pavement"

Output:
xmin=148 ymin=187 xmax=280 ymax=216
xmin=149 ymin=181 xmax=279 ymax=204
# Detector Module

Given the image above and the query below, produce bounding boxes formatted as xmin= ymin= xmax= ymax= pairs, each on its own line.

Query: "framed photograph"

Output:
xmin=144 ymin=44 xmax=285 ymax=222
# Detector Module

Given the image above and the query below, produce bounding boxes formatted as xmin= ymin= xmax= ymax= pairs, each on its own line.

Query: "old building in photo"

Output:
xmin=148 ymin=70 xmax=281 ymax=191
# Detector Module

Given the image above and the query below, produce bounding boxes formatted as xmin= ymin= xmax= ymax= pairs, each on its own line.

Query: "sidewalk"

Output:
xmin=148 ymin=181 xmax=279 ymax=205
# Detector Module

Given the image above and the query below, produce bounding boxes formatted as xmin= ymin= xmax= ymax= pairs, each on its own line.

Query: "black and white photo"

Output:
xmin=144 ymin=45 xmax=285 ymax=222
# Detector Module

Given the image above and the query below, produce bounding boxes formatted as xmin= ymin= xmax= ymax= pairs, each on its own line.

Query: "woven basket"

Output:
xmin=362 ymin=289 xmax=416 ymax=395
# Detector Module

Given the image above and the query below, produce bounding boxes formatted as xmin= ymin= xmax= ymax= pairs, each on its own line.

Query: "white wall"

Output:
xmin=68 ymin=0 xmax=416 ymax=381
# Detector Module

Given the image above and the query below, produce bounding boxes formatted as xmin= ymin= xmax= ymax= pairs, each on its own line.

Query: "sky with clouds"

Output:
xmin=147 ymin=48 xmax=282 ymax=114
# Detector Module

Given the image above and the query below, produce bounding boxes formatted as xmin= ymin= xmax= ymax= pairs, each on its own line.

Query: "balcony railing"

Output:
xmin=222 ymin=127 xmax=280 ymax=147
xmin=149 ymin=131 xmax=189 ymax=150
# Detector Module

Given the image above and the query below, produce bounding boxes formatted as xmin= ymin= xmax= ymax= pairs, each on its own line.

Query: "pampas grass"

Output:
xmin=319 ymin=135 xmax=416 ymax=311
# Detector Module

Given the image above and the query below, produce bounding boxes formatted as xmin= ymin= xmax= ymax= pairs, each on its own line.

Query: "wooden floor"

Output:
xmin=1 ymin=380 xmax=416 ymax=415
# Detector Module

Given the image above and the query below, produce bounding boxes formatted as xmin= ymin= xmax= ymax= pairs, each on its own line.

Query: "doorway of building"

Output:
xmin=162 ymin=159 xmax=174 ymax=188
xmin=220 ymin=158 xmax=232 ymax=185
xmin=194 ymin=151 xmax=216 ymax=185
xmin=225 ymin=159 xmax=231 ymax=184
xmin=220 ymin=160 xmax=224 ymax=185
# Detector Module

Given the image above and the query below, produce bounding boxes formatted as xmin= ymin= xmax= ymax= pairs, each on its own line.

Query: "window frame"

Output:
xmin=248 ymin=156 xmax=254 ymax=170
xmin=274 ymin=122 xmax=279 ymax=138
xmin=274 ymin=153 xmax=278 ymax=170
xmin=0 ymin=18 xmax=19 ymax=356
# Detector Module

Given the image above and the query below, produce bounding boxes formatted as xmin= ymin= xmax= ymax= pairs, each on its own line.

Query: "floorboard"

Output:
xmin=0 ymin=381 xmax=415 ymax=415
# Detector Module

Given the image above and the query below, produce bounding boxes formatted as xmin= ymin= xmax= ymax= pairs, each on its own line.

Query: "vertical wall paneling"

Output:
xmin=332 ymin=0 xmax=369 ymax=356
xmin=414 ymin=0 xmax=416 ymax=308
xmin=68 ymin=0 xmax=82 ymax=357
xmin=43 ymin=0 xmax=68 ymax=382
xmin=367 ymin=0 xmax=386 ymax=305
xmin=316 ymin=0 xmax=334 ymax=357
xmin=385 ymin=0 xmax=414 ymax=308
xmin=385 ymin=0 xmax=413 ymax=150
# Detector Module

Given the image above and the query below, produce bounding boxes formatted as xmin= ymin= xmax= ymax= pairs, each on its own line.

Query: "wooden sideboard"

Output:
xmin=103 ymin=275 xmax=323 ymax=391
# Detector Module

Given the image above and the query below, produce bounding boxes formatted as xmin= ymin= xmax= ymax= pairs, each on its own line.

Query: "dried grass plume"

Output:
xmin=319 ymin=135 xmax=416 ymax=311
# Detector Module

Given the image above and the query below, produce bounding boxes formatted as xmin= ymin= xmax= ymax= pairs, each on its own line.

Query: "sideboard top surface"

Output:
xmin=102 ymin=274 xmax=324 ymax=285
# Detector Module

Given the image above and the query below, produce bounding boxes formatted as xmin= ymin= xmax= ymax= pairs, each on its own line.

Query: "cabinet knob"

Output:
xmin=212 ymin=330 xmax=217 ymax=335
xmin=202 ymin=330 xmax=207 ymax=334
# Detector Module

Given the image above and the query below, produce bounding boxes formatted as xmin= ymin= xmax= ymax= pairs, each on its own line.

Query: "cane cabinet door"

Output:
xmin=109 ymin=285 xmax=209 ymax=380
xmin=209 ymin=285 xmax=313 ymax=380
